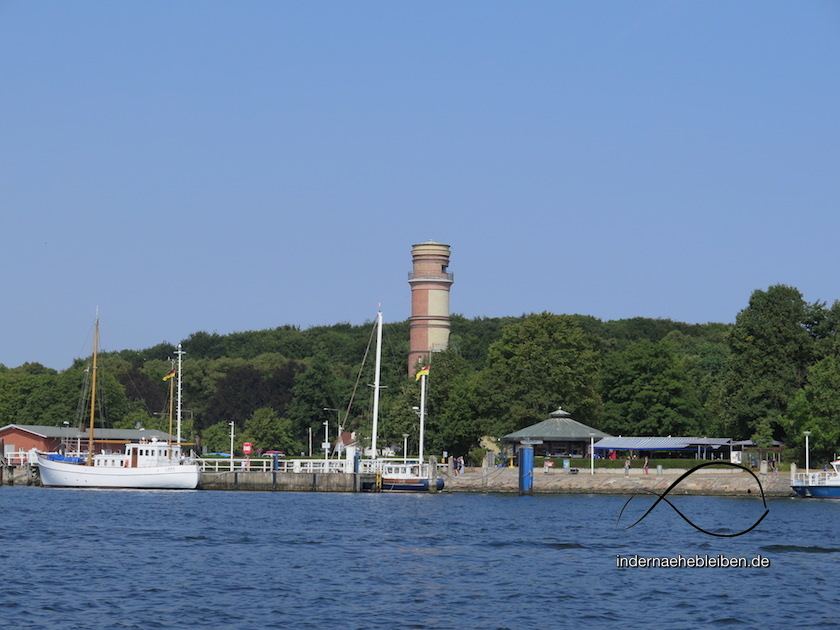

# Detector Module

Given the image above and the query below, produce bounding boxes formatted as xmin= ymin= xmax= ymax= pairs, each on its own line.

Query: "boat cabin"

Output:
xmin=95 ymin=439 xmax=183 ymax=468
xmin=382 ymin=463 xmax=422 ymax=479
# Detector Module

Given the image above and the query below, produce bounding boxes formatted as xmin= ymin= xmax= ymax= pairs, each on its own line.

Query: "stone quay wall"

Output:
xmin=3 ymin=462 xmax=795 ymax=496
xmin=444 ymin=466 xmax=794 ymax=497
xmin=199 ymin=470 xmax=360 ymax=492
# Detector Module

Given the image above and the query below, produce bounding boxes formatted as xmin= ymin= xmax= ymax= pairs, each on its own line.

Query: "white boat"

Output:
xmin=378 ymin=461 xmax=445 ymax=492
xmin=37 ymin=316 xmax=200 ymax=490
xmin=38 ymin=439 xmax=200 ymax=489
xmin=791 ymin=460 xmax=840 ymax=498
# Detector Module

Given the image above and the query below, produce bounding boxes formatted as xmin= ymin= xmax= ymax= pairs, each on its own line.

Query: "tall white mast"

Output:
xmin=370 ymin=311 xmax=383 ymax=459
xmin=176 ymin=344 xmax=184 ymax=444
xmin=419 ymin=371 xmax=427 ymax=463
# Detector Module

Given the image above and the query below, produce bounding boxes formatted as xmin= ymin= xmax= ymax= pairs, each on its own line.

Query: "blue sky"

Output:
xmin=2 ymin=1 xmax=838 ymax=370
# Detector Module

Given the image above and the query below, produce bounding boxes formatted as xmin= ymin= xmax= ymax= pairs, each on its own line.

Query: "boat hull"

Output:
xmin=37 ymin=454 xmax=200 ymax=490
xmin=380 ymin=477 xmax=445 ymax=492
xmin=791 ymin=484 xmax=840 ymax=498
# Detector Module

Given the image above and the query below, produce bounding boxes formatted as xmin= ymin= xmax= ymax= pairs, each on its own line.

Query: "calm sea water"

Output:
xmin=0 ymin=485 xmax=834 ymax=629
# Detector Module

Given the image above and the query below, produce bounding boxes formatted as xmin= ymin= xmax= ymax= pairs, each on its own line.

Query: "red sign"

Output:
xmin=242 ymin=442 xmax=252 ymax=454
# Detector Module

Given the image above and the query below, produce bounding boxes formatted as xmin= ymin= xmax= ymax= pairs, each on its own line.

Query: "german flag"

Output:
xmin=162 ymin=370 xmax=176 ymax=381
xmin=415 ymin=365 xmax=430 ymax=381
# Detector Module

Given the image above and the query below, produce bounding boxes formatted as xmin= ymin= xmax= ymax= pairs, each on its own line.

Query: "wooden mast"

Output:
xmin=86 ymin=315 xmax=100 ymax=466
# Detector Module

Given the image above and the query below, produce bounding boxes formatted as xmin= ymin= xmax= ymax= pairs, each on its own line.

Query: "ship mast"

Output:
xmin=176 ymin=343 xmax=184 ymax=445
xmin=370 ymin=311 xmax=383 ymax=459
xmin=167 ymin=356 xmax=176 ymax=457
xmin=86 ymin=314 xmax=100 ymax=466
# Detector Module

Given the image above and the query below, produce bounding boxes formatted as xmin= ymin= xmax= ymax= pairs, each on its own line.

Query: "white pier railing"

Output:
xmin=196 ymin=456 xmax=447 ymax=475
xmin=3 ymin=450 xmax=30 ymax=465
xmin=197 ymin=457 xmax=353 ymax=474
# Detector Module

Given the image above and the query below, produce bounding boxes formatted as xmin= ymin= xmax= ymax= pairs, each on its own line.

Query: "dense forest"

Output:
xmin=2 ymin=284 xmax=839 ymax=463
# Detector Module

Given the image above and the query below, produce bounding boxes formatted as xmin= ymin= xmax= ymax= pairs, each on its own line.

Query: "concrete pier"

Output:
xmin=1 ymin=463 xmax=38 ymax=486
xmin=5 ymin=461 xmax=795 ymax=496
xmin=444 ymin=466 xmax=794 ymax=496
xmin=198 ymin=471 xmax=365 ymax=492
xmin=195 ymin=466 xmax=794 ymax=495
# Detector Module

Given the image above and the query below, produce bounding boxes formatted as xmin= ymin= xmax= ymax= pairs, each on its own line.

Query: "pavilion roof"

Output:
xmin=501 ymin=407 xmax=611 ymax=442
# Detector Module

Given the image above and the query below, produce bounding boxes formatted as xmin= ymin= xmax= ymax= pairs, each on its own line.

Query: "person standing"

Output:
xmin=643 ymin=456 xmax=649 ymax=475
xmin=624 ymin=456 xmax=631 ymax=476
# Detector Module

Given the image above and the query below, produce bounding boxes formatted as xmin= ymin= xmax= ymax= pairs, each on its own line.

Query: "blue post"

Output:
xmin=354 ymin=451 xmax=361 ymax=474
xmin=519 ymin=446 xmax=534 ymax=495
xmin=272 ymin=452 xmax=279 ymax=472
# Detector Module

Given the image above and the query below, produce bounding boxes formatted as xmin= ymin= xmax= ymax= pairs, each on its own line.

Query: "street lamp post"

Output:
xmin=402 ymin=433 xmax=409 ymax=463
xmin=589 ymin=433 xmax=595 ymax=476
xmin=804 ymin=430 xmax=812 ymax=472
xmin=229 ymin=421 xmax=235 ymax=472
xmin=324 ymin=408 xmax=341 ymax=459
xmin=323 ymin=420 xmax=329 ymax=461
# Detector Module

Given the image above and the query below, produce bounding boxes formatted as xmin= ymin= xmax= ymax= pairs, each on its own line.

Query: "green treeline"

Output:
xmin=2 ymin=284 xmax=839 ymax=463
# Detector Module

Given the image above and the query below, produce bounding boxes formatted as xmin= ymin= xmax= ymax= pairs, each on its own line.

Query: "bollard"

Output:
xmin=656 ymin=465 xmax=663 ymax=476
xmin=518 ymin=446 xmax=534 ymax=495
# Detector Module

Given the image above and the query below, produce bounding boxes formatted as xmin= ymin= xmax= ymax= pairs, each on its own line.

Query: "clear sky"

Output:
xmin=2 ymin=1 xmax=838 ymax=370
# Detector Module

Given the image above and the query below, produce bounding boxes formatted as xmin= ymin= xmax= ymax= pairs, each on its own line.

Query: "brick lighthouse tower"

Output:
xmin=408 ymin=240 xmax=454 ymax=375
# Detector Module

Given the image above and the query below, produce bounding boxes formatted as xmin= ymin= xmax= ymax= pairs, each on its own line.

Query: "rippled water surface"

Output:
xmin=0 ymin=486 xmax=833 ymax=628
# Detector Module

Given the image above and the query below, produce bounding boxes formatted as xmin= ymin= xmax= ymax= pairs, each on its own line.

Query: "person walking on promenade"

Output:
xmin=624 ymin=456 xmax=631 ymax=476
xmin=643 ymin=456 xmax=649 ymax=475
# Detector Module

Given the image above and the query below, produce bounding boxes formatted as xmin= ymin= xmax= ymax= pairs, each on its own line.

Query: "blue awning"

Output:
xmin=593 ymin=437 xmax=730 ymax=451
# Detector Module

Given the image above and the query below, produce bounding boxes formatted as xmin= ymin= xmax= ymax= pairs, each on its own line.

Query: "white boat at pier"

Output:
xmin=791 ymin=460 xmax=840 ymax=498
xmin=37 ymin=315 xmax=199 ymax=490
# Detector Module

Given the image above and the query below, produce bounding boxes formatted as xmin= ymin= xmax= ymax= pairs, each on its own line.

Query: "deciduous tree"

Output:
xmin=600 ymin=339 xmax=703 ymax=436
xmin=481 ymin=313 xmax=601 ymax=435
xmin=717 ymin=285 xmax=816 ymax=440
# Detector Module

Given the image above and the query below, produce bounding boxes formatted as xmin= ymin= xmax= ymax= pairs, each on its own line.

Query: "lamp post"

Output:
xmin=589 ymin=433 xmax=595 ymax=476
xmin=403 ymin=433 xmax=409 ymax=463
xmin=228 ymin=421 xmax=235 ymax=472
xmin=804 ymin=430 xmax=811 ymax=472
xmin=324 ymin=408 xmax=341 ymax=458
xmin=323 ymin=420 xmax=329 ymax=460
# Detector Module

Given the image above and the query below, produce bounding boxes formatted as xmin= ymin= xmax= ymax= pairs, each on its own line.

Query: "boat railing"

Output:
xmin=359 ymin=458 xmax=446 ymax=477
xmin=792 ymin=471 xmax=835 ymax=486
